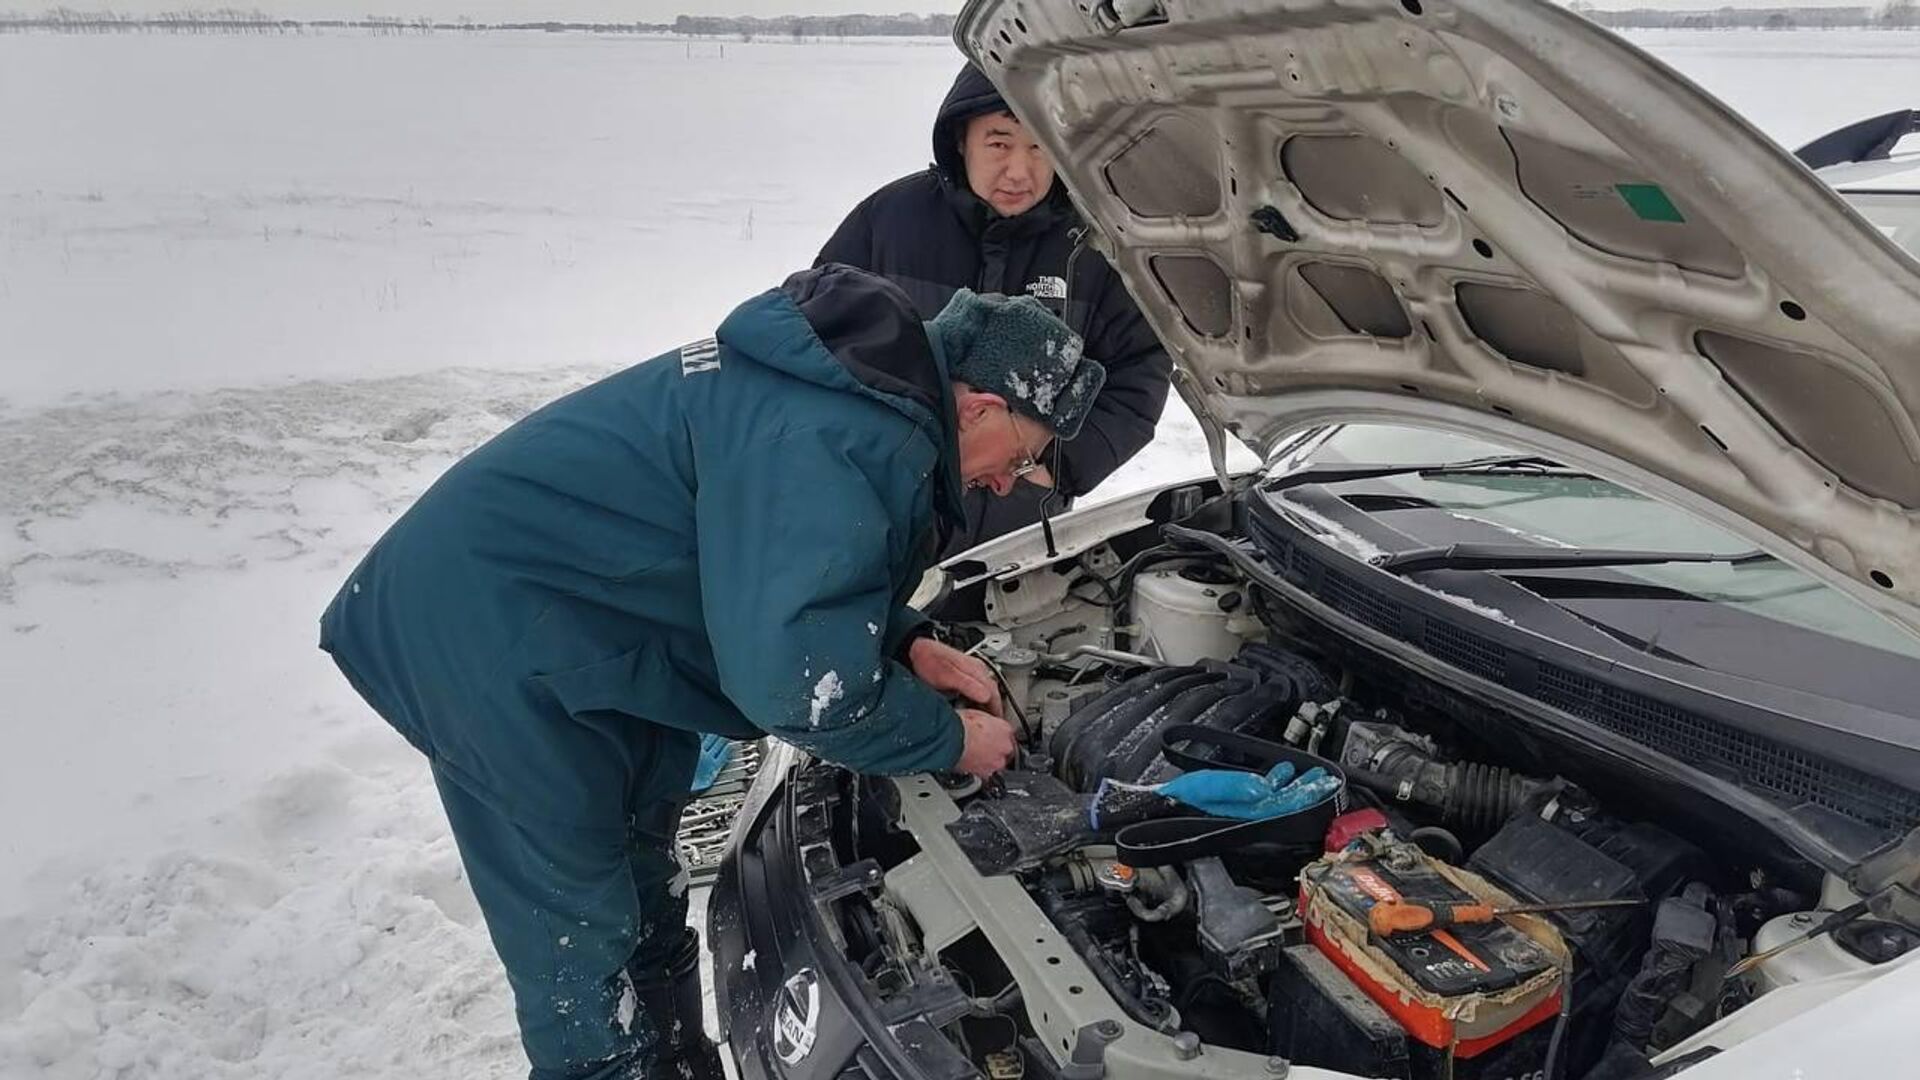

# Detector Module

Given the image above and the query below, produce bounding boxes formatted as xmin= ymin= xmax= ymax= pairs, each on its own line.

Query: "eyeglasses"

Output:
xmin=968 ymin=409 xmax=1051 ymax=492
xmin=1005 ymin=409 xmax=1047 ymax=481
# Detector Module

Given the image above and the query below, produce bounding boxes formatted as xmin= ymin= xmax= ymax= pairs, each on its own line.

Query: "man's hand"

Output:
xmin=954 ymin=708 xmax=1018 ymax=780
xmin=907 ymin=636 xmax=1004 ymax=717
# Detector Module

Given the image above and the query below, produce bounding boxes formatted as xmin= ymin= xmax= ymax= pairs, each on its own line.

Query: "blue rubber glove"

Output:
xmin=1155 ymin=761 xmax=1341 ymax=821
xmin=690 ymin=734 xmax=734 ymax=793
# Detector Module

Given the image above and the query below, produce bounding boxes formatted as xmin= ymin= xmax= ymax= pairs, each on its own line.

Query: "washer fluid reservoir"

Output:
xmin=1133 ymin=563 xmax=1246 ymax=665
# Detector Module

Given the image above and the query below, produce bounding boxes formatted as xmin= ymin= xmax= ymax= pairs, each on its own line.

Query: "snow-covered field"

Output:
xmin=1 ymin=26 xmax=1916 ymax=1079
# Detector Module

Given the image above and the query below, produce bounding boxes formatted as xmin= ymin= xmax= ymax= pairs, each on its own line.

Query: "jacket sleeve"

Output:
xmin=816 ymin=195 xmax=879 ymax=271
xmin=884 ymin=605 xmax=933 ymax=660
xmin=695 ymin=427 xmax=964 ymax=775
xmin=1056 ymin=264 xmax=1174 ymax=497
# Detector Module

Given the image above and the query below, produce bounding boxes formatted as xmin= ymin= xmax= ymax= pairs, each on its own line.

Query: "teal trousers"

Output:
xmin=430 ymin=724 xmax=699 ymax=1080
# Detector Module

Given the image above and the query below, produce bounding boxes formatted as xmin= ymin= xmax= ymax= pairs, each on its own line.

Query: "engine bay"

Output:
xmin=813 ymin=490 xmax=1920 ymax=1080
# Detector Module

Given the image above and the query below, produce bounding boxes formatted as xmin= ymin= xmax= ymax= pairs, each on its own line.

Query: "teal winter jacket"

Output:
xmin=320 ymin=265 xmax=969 ymax=826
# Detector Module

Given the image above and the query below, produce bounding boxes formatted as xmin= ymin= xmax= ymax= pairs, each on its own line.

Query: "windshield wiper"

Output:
xmin=1266 ymin=453 xmax=1596 ymax=491
xmin=1372 ymin=542 xmax=1775 ymax=575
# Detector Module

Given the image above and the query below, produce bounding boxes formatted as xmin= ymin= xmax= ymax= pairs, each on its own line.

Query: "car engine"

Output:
xmin=817 ymin=498 xmax=1920 ymax=1080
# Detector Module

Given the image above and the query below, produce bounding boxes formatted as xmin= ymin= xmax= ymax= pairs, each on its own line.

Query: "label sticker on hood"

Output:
xmin=1615 ymin=183 xmax=1687 ymax=223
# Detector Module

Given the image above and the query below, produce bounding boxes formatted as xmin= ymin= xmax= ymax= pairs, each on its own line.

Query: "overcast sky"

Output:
xmin=43 ymin=0 xmax=1886 ymax=20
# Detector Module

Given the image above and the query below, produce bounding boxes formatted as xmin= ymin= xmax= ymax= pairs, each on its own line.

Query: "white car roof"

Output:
xmin=1819 ymin=150 xmax=1920 ymax=193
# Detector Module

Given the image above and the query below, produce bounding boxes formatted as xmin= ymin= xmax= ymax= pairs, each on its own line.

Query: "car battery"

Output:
xmin=1299 ymin=841 xmax=1569 ymax=1078
xmin=1270 ymin=944 xmax=1412 ymax=1079
xmin=1269 ymin=943 xmax=1566 ymax=1080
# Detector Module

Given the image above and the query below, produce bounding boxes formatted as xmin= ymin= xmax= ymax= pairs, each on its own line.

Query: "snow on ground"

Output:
xmin=0 ymin=371 xmax=589 ymax=1078
xmin=1 ymin=26 xmax=1916 ymax=1080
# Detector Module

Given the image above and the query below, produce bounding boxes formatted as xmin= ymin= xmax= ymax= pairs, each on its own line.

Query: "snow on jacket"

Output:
xmin=817 ymin=63 xmax=1173 ymax=548
xmin=320 ymin=265 xmax=968 ymax=826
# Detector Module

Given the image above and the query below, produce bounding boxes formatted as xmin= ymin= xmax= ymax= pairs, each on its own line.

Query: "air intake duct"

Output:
xmin=1338 ymin=721 xmax=1556 ymax=833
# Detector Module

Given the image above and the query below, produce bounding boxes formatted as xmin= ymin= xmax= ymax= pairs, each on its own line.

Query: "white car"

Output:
xmin=1800 ymin=107 xmax=1920 ymax=259
xmin=704 ymin=4 xmax=1920 ymax=1080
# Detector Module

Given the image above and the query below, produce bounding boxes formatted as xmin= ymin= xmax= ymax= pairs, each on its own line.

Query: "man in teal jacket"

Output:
xmin=319 ymin=264 xmax=1105 ymax=1080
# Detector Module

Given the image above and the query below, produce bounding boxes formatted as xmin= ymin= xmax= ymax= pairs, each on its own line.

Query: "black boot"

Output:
xmin=668 ymin=942 xmax=726 ymax=1080
xmin=632 ymin=929 xmax=727 ymax=1080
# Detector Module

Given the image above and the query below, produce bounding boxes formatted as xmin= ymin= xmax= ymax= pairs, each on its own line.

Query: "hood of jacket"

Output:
xmin=718 ymin=263 xmax=967 ymax=526
xmin=932 ymin=62 xmax=1077 ymax=236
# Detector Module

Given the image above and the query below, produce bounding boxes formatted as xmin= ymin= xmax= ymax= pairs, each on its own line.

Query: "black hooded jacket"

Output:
xmin=818 ymin=63 xmax=1174 ymax=552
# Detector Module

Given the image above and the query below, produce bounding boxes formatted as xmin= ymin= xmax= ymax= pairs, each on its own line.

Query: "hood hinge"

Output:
xmin=1097 ymin=0 xmax=1169 ymax=32
xmin=1846 ymin=826 xmax=1920 ymax=927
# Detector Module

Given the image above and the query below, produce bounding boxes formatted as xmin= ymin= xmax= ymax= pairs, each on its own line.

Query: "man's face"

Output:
xmin=955 ymin=390 xmax=1054 ymax=496
xmin=960 ymin=111 xmax=1056 ymax=218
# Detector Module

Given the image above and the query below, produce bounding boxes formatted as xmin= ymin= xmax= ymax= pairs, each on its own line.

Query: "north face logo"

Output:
xmin=679 ymin=338 xmax=721 ymax=375
xmin=1025 ymin=276 xmax=1067 ymax=300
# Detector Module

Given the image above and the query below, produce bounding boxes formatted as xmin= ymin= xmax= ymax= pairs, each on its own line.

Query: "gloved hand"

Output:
xmin=689 ymin=733 xmax=734 ymax=793
xmin=1155 ymin=760 xmax=1341 ymax=821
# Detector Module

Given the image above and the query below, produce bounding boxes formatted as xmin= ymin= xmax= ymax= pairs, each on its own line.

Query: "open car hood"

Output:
xmin=953 ymin=0 xmax=1920 ymax=637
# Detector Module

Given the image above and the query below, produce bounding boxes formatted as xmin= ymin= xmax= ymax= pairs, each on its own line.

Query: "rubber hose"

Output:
xmin=1039 ymin=893 xmax=1181 ymax=1034
xmin=1448 ymin=762 xmax=1534 ymax=833
xmin=1408 ymin=826 xmax=1465 ymax=864
xmin=1342 ymin=759 xmax=1539 ymax=832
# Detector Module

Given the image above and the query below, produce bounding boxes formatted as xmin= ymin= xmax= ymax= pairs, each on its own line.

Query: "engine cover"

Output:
xmin=1047 ymin=647 xmax=1315 ymax=790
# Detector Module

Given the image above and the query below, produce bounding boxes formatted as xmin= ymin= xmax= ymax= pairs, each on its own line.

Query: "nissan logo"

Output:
xmin=771 ymin=968 xmax=820 ymax=1066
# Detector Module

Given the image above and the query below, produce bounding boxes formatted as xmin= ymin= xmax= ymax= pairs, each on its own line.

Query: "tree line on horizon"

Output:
xmin=1 ymin=4 xmax=1914 ymax=35
xmin=0 ymin=9 xmax=956 ymax=35
xmin=1574 ymin=1 xmax=1916 ymax=28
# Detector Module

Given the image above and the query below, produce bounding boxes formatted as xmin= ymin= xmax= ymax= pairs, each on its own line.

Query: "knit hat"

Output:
xmin=928 ymin=289 xmax=1105 ymax=440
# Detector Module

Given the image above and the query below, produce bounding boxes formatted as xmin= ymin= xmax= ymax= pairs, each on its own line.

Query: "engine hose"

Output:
xmin=1235 ymin=640 xmax=1337 ymax=703
xmin=1408 ymin=826 xmax=1465 ymax=864
xmin=1040 ymin=893 xmax=1182 ymax=1034
xmin=1344 ymin=757 xmax=1546 ymax=833
xmin=1125 ymin=866 xmax=1191 ymax=923
xmin=1448 ymin=761 xmax=1539 ymax=834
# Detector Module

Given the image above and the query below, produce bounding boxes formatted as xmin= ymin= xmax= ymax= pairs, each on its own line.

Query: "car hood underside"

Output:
xmin=952 ymin=0 xmax=1920 ymax=637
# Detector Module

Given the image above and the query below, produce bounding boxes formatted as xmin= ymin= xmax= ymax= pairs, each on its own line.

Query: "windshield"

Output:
xmin=1279 ymin=424 xmax=1920 ymax=663
xmin=1842 ymin=188 xmax=1920 ymax=259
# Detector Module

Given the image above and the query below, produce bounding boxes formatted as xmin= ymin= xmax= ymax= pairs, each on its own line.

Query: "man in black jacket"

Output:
xmin=819 ymin=61 xmax=1174 ymax=553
